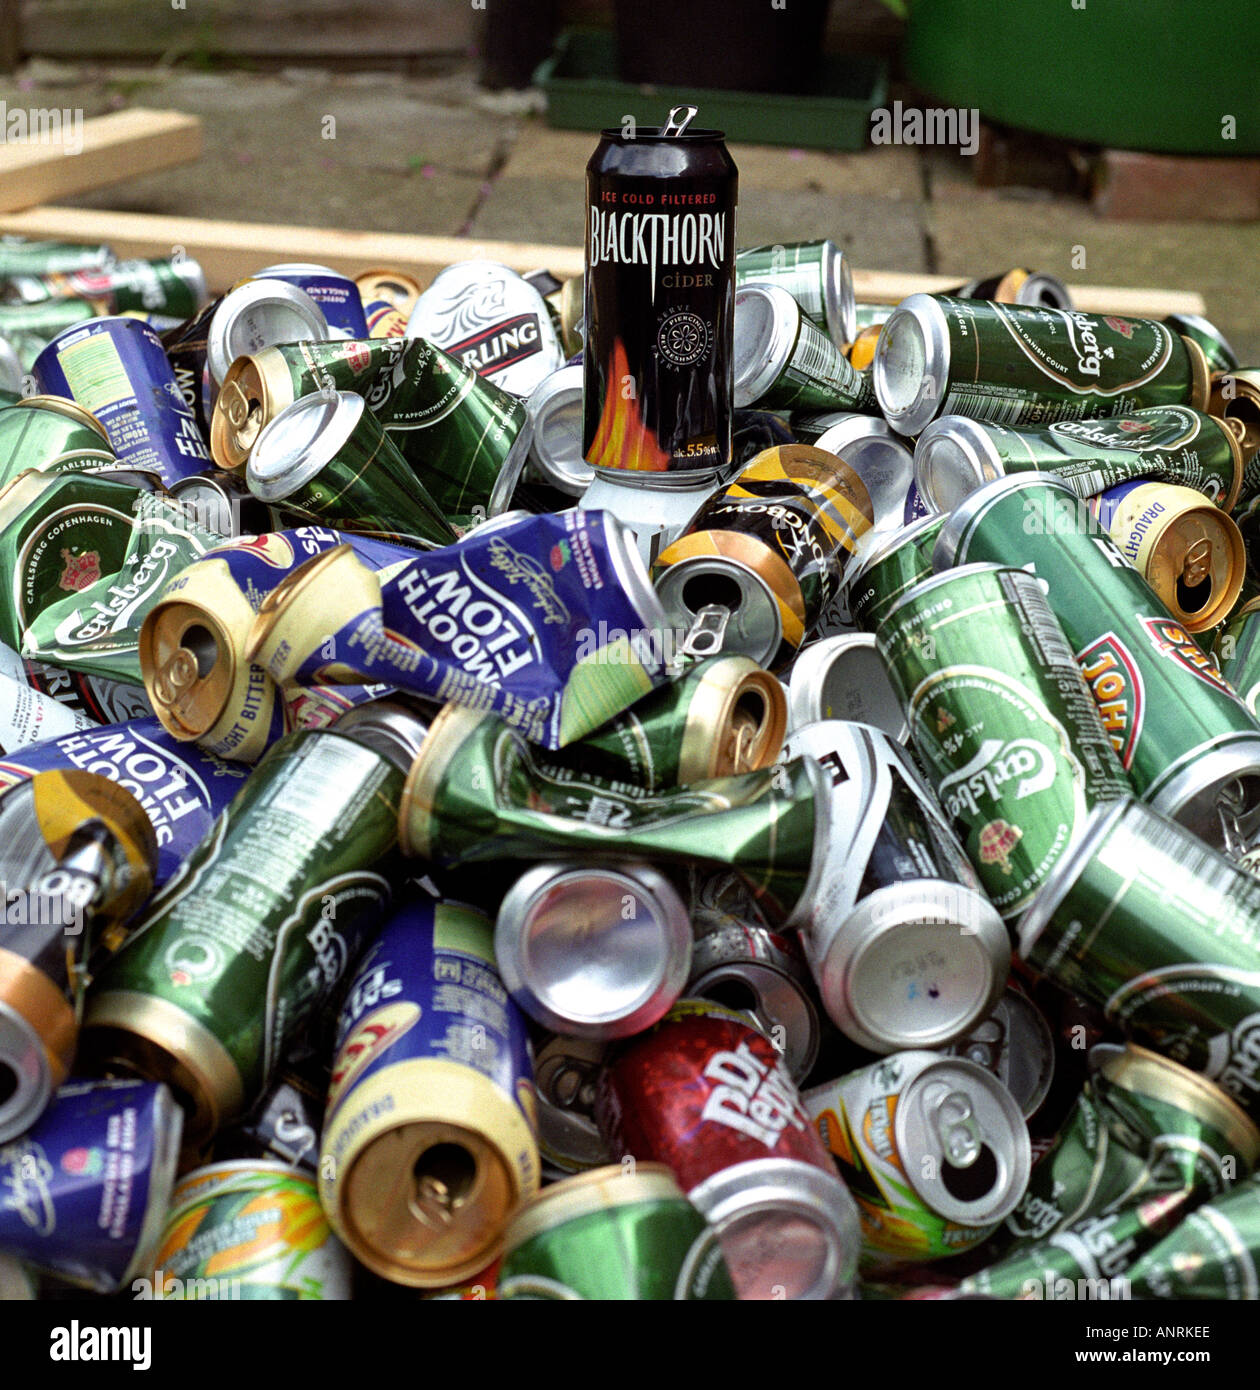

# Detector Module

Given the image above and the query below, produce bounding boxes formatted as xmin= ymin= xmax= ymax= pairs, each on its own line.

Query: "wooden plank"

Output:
xmin=0 ymin=110 xmax=202 ymax=214
xmin=0 ymin=205 xmax=1206 ymax=318
xmin=851 ymin=269 xmax=1206 ymax=318
xmin=0 ymin=205 xmax=586 ymax=291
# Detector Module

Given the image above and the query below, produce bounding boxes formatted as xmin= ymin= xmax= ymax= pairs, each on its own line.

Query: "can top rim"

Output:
xmin=597 ymin=127 xmax=727 ymax=142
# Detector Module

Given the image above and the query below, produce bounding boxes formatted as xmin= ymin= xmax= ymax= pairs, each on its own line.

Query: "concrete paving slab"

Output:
xmin=467 ymin=175 xmax=586 ymax=245
xmin=737 ymin=191 xmax=929 ymax=271
xmin=730 ymin=142 xmax=923 ymax=199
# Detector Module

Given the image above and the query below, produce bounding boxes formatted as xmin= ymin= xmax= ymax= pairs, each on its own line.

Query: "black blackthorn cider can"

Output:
xmin=581 ymin=108 xmax=738 ymax=553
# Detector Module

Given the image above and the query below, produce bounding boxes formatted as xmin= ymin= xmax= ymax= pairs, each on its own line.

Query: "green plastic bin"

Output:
xmin=535 ymin=28 xmax=888 ymax=152
xmin=905 ymin=0 xmax=1260 ymax=155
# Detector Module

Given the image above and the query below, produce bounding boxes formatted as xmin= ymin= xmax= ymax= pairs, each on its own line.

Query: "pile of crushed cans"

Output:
xmin=3 ymin=108 xmax=1260 ymax=1302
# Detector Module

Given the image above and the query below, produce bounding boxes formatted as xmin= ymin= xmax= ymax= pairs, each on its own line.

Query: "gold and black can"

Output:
xmin=320 ymin=896 xmax=539 ymax=1288
xmin=1088 ymin=479 xmax=1245 ymax=632
xmin=0 ymin=769 xmax=156 ymax=1141
xmin=652 ymin=443 xmax=874 ymax=671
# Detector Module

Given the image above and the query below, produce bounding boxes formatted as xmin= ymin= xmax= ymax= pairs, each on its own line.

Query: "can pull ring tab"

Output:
xmin=1217 ymin=779 xmax=1250 ymax=860
xmin=670 ymin=603 xmax=731 ymax=673
xmin=932 ymin=1087 xmax=983 ymax=1169
xmin=661 ymin=105 xmax=699 ymax=137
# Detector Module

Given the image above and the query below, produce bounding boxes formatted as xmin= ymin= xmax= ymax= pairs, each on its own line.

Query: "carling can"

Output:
xmin=251 ymin=262 xmax=369 ymax=340
xmin=0 ymin=1079 xmax=181 ymax=1292
xmin=408 ymin=260 xmax=563 ymax=398
xmin=653 ymin=443 xmax=874 ymax=671
xmin=874 ymin=294 xmax=1210 ymax=437
xmin=1087 ymin=479 xmax=1244 ymax=632
xmin=914 ymin=405 xmax=1242 ymax=514
xmin=0 ymin=639 xmax=154 ymax=727
xmin=498 ymin=1164 xmax=735 ymax=1300
xmin=0 ymin=770 xmax=156 ymax=1141
xmin=937 ymin=472 xmax=1260 ymax=846
xmin=79 ymin=706 xmax=428 ymax=1149
xmin=1018 ymin=796 xmax=1260 ymax=1122
xmin=151 ymin=1160 xmax=352 ymax=1299
xmin=734 ymin=239 xmax=856 ymax=348
xmin=33 ymin=316 xmax=212 ymax=485
xmin=780 ymin=720 xmax=1011 ymax=1052
xmin=596 ymin=998 xmax=861 ymax=1300
xmin=319 ymin=897 xmax=539 ymax=1288
xmin=877 ymin=563 xmax=1130 ymax=919
xmin=583 ymin=117 xmax=736 ymax=486
xmin=804 ymin=1050 xmax=1030 ymax=1264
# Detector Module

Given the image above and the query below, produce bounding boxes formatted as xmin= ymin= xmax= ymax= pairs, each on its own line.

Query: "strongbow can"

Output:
xmin=877 ymin=563 xmax=1130 ymax=919
xmin=497 ymin=1164 xmax=735 ymax=1300
xmin=319 ymin=897 xmax=539 ymax=1288
xmin=653 ymin=443 xmax=874 ymax=671
xmin=151 ymin=1161 xmax=352 ymax=1299
xmin=874 ymin=294 xmax=1209 ymax=437
xmin=804 ymin=1050 xmax=1030 ymax=1264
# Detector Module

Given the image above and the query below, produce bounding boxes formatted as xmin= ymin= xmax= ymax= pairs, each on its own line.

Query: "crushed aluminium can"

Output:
xmin=1125 ymin=1171 xmax=1260 ymax=1299
xmin=319 ymin=897 xmax=539 ymax=1288
xmin=0 ymin=769 xmax=157 ymax=1142
xmin=914 ymin=405 xmax=1242 ymax=514
xmin=399 ymin=701 xmax=828 ymax=926
xmin=877 ymin=563 xmax=1130 ymax=919
xmin=780 ymin=719 xmax=1011 ymax=1052
xmin=79 ymin=706 xmax=427 ymax=1149
xmin=151 ymin=1160 xmax=352 ymax=1300
xmin=9 ymin=257 xmax=206 ymax=319
xmin=785 ymin=633 xmax=909 ymax=743
xmin=874 ymin=294 xmax=1210 ymax=437
xmin=498 ymin=1164 xmax=735 ymax=1300
xmin=1018 ymin=795 xmax=1260 ymax=1122
xmin=937 ymin=472 xmax=1260 ymax=847
xmin=33 ymin=316 xmax=212 ymax=486
xmin=596 ymin=998 xmax=861 ymax=1300
xmin=842 ymin=512 xmax=946 ymax=635
xmin=246 ymin=509 xmax=675 ymax=751
xmin=252 ymin=262 xmax=368 ymax=340
xmin=0 ymin=1078 xmax=181 ymax=1293
xmin=0 ymin=396 xmax=116 ymax=486
xmin=804 ymin=1050 xmax=1030 ymax=1264
xmin=1217 ymin=595 xmax=1260 ymax=718
xmin=653 ymin=444 xmax=874 ymax=671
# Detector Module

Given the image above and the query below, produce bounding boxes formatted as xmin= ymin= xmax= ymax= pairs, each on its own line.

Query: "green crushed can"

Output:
xmin=1126 ymin=1171 xmax=1260 ymax=1299
xmin=844 ymin=512 xmax=946 ymax=633
xmin=877 ymin=562 xmax=1129 ymax=919
xmin=497 ymin=1164 xmax=735 ymax=1300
